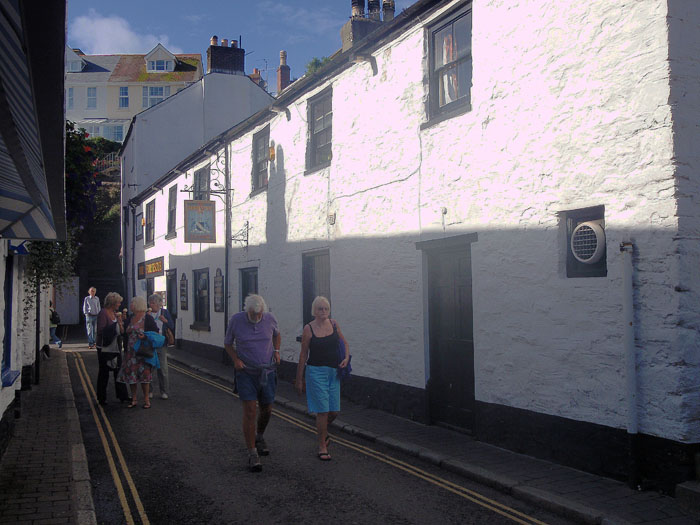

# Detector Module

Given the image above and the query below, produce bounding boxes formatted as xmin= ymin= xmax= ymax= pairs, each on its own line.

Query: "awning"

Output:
xmin=0 ymin=0 xmax=66 ymax=241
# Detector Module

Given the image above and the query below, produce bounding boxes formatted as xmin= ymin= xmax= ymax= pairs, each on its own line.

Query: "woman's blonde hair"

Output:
xmin=104 ymin=292 xmax=123 ymax=310
xmin=311 ymin=296 xmax=330 ymax=317
xmin=130 ymin=296 xmax=147 ymax=313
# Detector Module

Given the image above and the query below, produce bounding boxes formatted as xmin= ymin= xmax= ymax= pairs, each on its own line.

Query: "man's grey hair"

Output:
xmin=148 ymin=294 xmax=163 ymax=307
xmin=244 ymin=294 xmax=267 ymax=314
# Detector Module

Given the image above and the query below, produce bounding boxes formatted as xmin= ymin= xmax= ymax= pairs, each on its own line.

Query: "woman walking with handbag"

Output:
xmin=148 ymin=294 xmax=175 ymax=400
xmin=117 ymin=296 xmax=158 ymax=409
xmin=95 ymin=293 xmax=125 ymax=405
xmin=295 ymin=296 xmax=350 ymax=461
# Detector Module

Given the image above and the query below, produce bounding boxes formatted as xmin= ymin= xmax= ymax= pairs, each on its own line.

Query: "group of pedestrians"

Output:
xmin=225 ymin=294 xmax=349 ymax=472
xmin=86 ymin=288 xmax=174 ymax=409
xmin=77 ymin=287 xmax=350 ymax=473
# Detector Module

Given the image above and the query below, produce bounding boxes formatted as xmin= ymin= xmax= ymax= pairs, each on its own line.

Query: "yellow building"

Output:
xmin=65 ymin=43 xmax=203 ymax=142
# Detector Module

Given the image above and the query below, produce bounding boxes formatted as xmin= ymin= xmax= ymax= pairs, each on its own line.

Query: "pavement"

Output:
xmin=0 ymin=343 xmax=697 ymax=525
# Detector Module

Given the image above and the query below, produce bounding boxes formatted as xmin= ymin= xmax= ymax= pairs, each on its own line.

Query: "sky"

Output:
xmin=67 ymin=0 xmax=414 ymax=91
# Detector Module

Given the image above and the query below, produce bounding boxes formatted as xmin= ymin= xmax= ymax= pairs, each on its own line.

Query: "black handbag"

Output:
xmin=135 ymin=338 xmax=154 ymax=359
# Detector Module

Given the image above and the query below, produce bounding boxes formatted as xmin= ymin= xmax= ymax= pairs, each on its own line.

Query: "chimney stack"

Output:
xmin=382 ymin=0 xmax=395 ymax=21
xmin=277 ymin=50 xmax=291 ymax=94
xmin=207 ymin=34 xmax=245 ymax=74
xmin=351 ymin=0 xmax=365 ymax=18
xmin=368 ymin=0 xmax=380 ymax=20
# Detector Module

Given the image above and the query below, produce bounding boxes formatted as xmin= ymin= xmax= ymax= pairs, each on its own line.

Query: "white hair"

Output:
xmin=130 ymin=296 xmax=147 ymax=313
xmin=311 ymin=296 xmax=330 ymax=317
xmin=244 ymin=294 xmax=267 ymax=314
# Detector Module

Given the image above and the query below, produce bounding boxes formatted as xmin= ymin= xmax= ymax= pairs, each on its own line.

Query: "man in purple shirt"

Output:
xmin=224 ymin=294 xmax=281 ymax=472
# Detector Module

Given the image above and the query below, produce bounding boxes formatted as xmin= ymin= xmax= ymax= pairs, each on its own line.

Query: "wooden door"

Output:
xmin=427 ymin=246 xmax=474 ymax=431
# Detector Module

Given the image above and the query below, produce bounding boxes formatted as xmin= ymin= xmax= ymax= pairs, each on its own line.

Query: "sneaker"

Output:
xmin=248 ymin=452 xmax=262 ymax=472
xmin=255 ymin=437 xmax=269 ymax=456
xmin=58 ymin=341 xmax=62 ymax=349
xmin=161 ymin=393 xmax=169 ymax=400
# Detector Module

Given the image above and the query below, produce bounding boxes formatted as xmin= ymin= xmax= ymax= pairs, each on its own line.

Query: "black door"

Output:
xmin=239 ymin=268 xmax=258 ymax=311
xmin=166 ymin=270 xmax=177 ymax=319
xmin=427 ymin=246 xmax=474 ymax=431
xmin=302 ymin=250 xmax=330 ymax=326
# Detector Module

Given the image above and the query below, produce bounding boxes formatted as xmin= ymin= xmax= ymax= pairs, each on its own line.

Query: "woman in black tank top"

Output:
xmin=295 ymin=296 xmax=349 ymax=461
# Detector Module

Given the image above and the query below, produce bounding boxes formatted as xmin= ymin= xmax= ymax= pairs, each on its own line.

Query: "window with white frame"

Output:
xmin=193 ymin=166 xmax=210 ymax=201
xmin=252 ymin=126 xmax=270 ymax=191
xmin=103 ymin=125 xmax=123 ymax=142
xmin=119 ymin=86 xmax=129 ymax=108
xmin=145 ymin=200 xmax=155 ymax=246
xmin=167 ymin=185 xmax=177 ymax=237
xmin=66 ymin=88 xmax=73 ymax=110
xmin=148 ymin=59 xmax=173 ymax=72
xmin=87 ymin=87 xmax=97 ymax=109
xmin=428 ymin=3 xmax=472 ymax=119
xmin=142 ymin=86 xmax=170 ymax=108
xmin=306 ymin=88 xmax=332 ymax=170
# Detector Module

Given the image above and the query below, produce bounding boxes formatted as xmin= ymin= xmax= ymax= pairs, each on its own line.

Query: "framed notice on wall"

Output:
xmin=180 ymin=274 xmax=188 ymax=311
xmin=214 ymin=268 xmax=224 ymax=312
xmin=184 ymin=200 xmax=216 ymax=243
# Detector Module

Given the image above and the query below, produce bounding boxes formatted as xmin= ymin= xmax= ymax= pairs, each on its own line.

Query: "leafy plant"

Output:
xmin=305 ymin=56 xmax=332 ymax=76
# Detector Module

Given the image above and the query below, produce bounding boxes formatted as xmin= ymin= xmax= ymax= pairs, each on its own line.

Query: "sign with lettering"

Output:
xmin=184 ymin=200 xmax=216 ymax=243
xmin=138 ymin=257 xmax=164 ymax=280
xmin=214 ymin=268 xmax=224 ymax=312
xmin=180 ymin=274 xmax=188 ymax=311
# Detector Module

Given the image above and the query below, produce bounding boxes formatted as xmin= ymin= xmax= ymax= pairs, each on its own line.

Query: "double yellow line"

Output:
xmin=72 ymin=352 xmax=150 ymax=525
xmin=170 ymin=363 xmax=548 ymax=525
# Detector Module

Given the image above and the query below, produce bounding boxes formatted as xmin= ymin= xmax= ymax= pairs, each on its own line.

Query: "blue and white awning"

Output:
xmin=0 ymin=0 xmax=66 ymax=241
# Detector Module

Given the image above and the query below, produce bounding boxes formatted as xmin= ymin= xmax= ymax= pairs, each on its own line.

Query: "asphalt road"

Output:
xmin=67 ymin=350 xmax=575 ymax=525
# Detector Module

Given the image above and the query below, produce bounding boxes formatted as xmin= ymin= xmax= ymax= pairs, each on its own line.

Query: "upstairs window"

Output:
xmin=66 ymin=87 xmax=73 ymax=110
xmin=193 ymin=166 xmax=210 ymax=201
xmin=87 ymin=87 xmax=97 ymax=109
xmin=167 ymin=185 xmax=177 ymax=236
xmin=148 ymin=59 xmax=173 ymax=72
xmin=428 ymin=4 xmax=472 ymax=119
xmin=135 ymin=211 xmax=143 ymax=241
xmin=142 ymin=86 xmax=170 ymax=108
xmin=145 ymin=200 xmax=155 ymax=246
xmin=306 ymin=89 xmax=332 ymax=171
xmin=103 ymin=125 xmax=123 ymax=142
xmin=252 ymin=126 xmax=270 ymax=191
xmin=119 ymin=86 xmax=129 ymax=108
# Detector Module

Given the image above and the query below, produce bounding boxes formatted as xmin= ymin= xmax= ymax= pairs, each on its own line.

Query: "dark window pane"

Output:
xmin=453 ymin=12 xmax=471 ymax=60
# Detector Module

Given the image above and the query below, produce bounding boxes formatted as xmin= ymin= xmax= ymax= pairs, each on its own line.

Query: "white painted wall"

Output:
xmin=123 ymin=0 xmax=700 ymax=444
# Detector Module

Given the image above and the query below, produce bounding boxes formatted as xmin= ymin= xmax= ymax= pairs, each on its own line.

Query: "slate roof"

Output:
xmin=66 ymin=53 xmax=202 ymax=84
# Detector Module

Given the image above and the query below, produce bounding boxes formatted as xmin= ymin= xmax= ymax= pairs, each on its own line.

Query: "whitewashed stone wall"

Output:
xmin=125 ymin=0 xmax=698 ymax=444
xmin=225 ymin=0 xmax=695 ymax=442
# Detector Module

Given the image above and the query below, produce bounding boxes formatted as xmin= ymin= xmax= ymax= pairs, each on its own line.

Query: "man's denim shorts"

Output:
xmin=235 ymin=369 xmax=277 ymax=405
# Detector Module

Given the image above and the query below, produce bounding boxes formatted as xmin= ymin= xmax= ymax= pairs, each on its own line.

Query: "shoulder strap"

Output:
xmin=307 ymin=323 xmax=315 ymax=337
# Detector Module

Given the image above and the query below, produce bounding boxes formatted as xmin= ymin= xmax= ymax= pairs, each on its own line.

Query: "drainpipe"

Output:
xmin=621 ymin=241 xmax=639 ymax=488
xmin=224 ymin=141 xmax=231 ymax=331
xmin=131 ymin=205 xmax=136 ymax=299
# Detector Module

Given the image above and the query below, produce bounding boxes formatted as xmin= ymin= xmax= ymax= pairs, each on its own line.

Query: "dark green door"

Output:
xmin=427 ymin=246 xmax=474 ymax=431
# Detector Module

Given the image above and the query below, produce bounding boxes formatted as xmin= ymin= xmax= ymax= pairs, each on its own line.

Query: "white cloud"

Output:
xmin=68 ymin=9 xmax=183 ymax=54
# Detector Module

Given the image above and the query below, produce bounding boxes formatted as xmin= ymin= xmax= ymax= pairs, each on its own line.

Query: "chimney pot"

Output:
xmin=210 ymin=35 xmax=219 ymax=46
xmin=232 ymin=40 xmax=238 ymax=48
xmin=221 ymin=38 xmax=229 ymax=47
xmin=277 ymin=49 xmax=291 ymax=94
xmin=382 ymin=0 xmax=395 ymax=21
xmin=368 ymin=0 xmax=380 ymax=20
xmin=351 ymin=0 xmax=365 ymax=18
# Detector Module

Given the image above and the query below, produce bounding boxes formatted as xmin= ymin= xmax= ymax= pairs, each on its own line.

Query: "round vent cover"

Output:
xmin=571 ymin=221 xmax=605 ymax=264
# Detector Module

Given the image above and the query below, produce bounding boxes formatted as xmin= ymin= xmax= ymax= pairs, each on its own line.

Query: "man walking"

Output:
xmin=224 ymin=294 xmax=281 ymax=472
xmin=82 ymin=287 xmax=101 ymax=349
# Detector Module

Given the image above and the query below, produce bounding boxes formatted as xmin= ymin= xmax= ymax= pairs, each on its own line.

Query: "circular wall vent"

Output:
xmin=571 ymin=221 xmax=605 ymax=264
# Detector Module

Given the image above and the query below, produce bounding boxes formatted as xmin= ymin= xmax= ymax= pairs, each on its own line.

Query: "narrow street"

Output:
xmin=67 ymin=350 xmax=574 ymax=525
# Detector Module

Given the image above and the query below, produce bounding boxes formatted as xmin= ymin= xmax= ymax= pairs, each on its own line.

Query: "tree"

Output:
xmin=305 ymin=56 xmax=332 ymax=76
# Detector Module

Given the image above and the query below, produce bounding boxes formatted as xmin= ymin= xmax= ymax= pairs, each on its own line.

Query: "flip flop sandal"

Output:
xmin=317 ymin=452 xmax=332 ymax=461
xmin=143 ymin=403 xmax=151 ymax=409
xmin=127 ymin=401 xmax=137 ymax=408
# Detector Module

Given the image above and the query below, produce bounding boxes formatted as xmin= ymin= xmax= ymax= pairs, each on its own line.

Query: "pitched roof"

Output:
xmin=65 ymin=53 xmax=202 ymax=84
xmin=109 ymin=54 xmax=201 ymax=83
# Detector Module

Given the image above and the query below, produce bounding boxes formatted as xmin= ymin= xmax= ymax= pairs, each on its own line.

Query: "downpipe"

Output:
xmin=620 ymin=242 xmax=640 ymax=489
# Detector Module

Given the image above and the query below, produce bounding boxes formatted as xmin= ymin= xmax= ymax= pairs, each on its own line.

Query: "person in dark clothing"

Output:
xmin=95 ymin=292 xmax=125 ymax=405
xmin=295 ymin=296 xmax=349 ymax=461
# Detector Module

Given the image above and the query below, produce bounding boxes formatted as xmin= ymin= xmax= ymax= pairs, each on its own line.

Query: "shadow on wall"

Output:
xmin=266 ymin=142 xmax=288 ymax=246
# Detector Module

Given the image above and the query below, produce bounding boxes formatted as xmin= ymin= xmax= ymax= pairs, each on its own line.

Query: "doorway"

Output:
xmin=423 ymin=239 xmax=475 ymax=431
